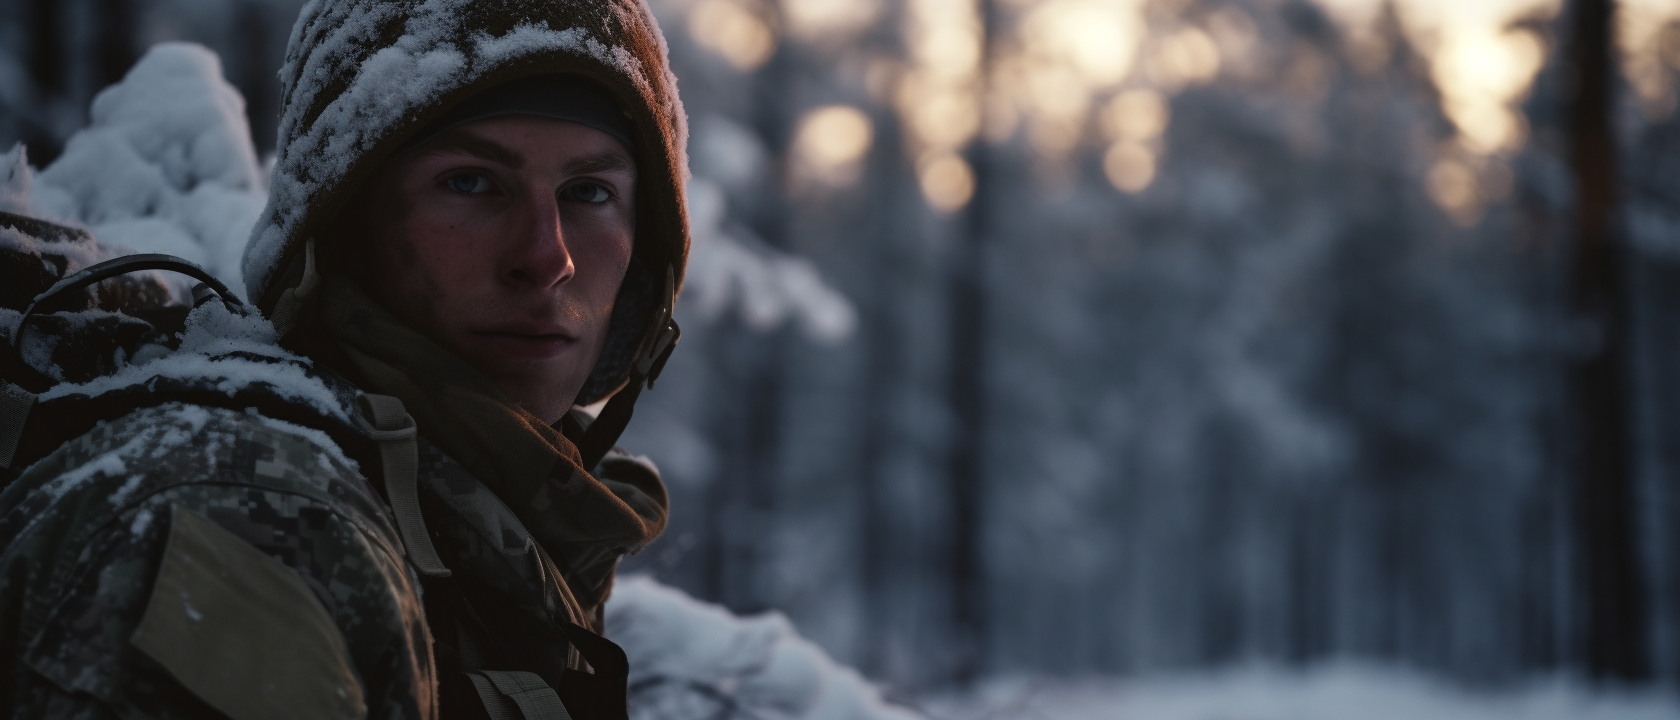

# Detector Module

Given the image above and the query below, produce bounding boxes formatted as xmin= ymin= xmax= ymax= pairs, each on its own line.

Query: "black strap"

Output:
xmin=573 ymin=383 xmax=643 ymax=471
xmin=12 ymin=253 xmax=243 ymax=348
xmin=554 ymin=622 xmax=630 ymax=720
xmin=573 ymin=264 xmax=680 ymax=470
xmin=421 ymin=571 xmax=630 ymax=720
xmin=0 ymin=209 xmax=92 ymax=244
xmin=0 ymin=382 xmax=33 ymax=470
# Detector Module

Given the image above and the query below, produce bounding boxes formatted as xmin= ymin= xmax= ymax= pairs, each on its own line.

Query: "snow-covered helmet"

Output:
xmin=244 ymin=0 xmax=689 ymax=408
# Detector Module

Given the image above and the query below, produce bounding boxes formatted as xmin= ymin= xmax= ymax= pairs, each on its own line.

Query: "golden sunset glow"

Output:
xmin=1310 ymin=0 xmax=1558 ymax=223
xmin=1102 ymin=89 xmax=1168 ymax=143
xmin=1147 ymin=27 xmax=1221 ymax=88
xmin=781 ymin=0 xmax=883 ymax=40
xmin=1104 ymin=141 xmax=1156 ymax=193
xmin=897 ymin=0 xmax=985 ymax=210
xmin=1019 ymin=0 xmax=1144 ymax=86
xmin=1619 ymin=0 xmax=1680 ymax=119
xmin=678 ymin=0 xmax=1654 ymax=222
xmin=1428 ymin=157 xmax=1482 ymax=226
xmin=792 ymin=105 xmax=875 ymax=184
xmin=1319 ymin=0 xmax=1555 ymax=156
xmin=919 ymin=150 xmax=977 ymax=212
xmin=689 ymin=0 xmax=777 ymax=71
xmin=997 ymin=0 xmax=1149 ymax=164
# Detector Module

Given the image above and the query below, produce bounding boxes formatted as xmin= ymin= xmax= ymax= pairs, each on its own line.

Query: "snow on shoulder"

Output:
xmin=38 ymin=300 xmax=350 ymax=423
xmin=606 ymin=576 xmax=922 ymax=720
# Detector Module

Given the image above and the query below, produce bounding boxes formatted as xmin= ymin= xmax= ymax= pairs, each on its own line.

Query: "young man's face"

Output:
xmin=353 ymin=115 xmax=636 ymax=422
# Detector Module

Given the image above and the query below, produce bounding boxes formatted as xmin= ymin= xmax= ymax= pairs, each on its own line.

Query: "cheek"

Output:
xmin=393 ymin=213 xmax=488 ymax=287
xmin=371 ymin=212 xmax=490 ymax=330
xmin=574 ymin=225 xmax=635 ymax=310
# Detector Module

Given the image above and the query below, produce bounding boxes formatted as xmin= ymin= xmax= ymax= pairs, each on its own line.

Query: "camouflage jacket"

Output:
xmin=0 ymin=399 xmax=429 ymax=720
xmin=0 ymin=381 xmax=659 ymax=720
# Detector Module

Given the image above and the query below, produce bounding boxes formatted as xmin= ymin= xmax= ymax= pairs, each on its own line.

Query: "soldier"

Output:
xmin=0 ymin=0 xmax=689 ymax=718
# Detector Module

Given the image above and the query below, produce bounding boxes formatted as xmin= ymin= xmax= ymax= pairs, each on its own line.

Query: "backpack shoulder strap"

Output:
xmin=353 ymin=394 xmax=449 ymax=578
xmin=0 ymin=382 xmax=33 ymax=473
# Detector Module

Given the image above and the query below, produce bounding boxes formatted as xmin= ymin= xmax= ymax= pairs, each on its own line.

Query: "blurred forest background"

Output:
xmin=5 ymin=0 xmax=1680 ymax=699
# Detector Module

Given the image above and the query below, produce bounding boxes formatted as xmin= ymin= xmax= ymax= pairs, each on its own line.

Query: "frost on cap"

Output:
xmin=243 ymin=0 xmax=691 ymax=390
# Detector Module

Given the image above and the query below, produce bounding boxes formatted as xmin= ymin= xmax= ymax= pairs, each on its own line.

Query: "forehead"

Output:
xmin=407 ymin=115 xmax=636 ymax=171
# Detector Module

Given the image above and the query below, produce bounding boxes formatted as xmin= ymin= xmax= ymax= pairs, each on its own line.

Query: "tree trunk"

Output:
xmin=944 ymin=0 xmax=999 ymax=684
xmin=1567 ymin=0 xmax=1648 ymax=682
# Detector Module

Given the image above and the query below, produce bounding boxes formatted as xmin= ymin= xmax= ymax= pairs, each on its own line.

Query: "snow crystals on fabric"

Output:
xmin=0 ymin=309 xmax=18 ymax=341
xmin=475 ymin=25 xmax=596 ymax=68
xmin=38 ymin=302 xmax=348 ymax=422
xmin=107 ymin=474 xmax=148 ymax=508
xmin=129 ymin=507 xmax=155 ymax=536
xmin=38 ymin=433 xmax=146 ymax=504
xmin=254 ymin=413 xmax=360 ymax=477
xmin=0 ymin=147 xmax=110 ymax=279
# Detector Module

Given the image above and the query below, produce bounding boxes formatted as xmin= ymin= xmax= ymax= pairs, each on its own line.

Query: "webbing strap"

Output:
xmin=12 ymin=253 xmax=243 ymax=349
xmin=0 ymin=383 xmax=35 ymax=470
xmin=354 ymin=394 xmax=450 ymax=577
xmin=442 ymin=585 xmax=583 ymax=720
xmin=450 ymin=595 xmax=538 ymax=720
xmin=474 ymin=670 xmax=574 ymax=720
xmin=573 ymin=265 xmax=680 ymax=470
xmin=467 ymin=673 xmax=524 ymax=720
xmin=574 ymin=382 xmax=642 ymax=471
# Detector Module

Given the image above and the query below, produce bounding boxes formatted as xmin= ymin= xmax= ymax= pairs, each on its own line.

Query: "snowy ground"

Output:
xmin=610 ymin=577 xmax=1679 ymax=720
xmin=915 ymin=666 xmax=1680 ymax=720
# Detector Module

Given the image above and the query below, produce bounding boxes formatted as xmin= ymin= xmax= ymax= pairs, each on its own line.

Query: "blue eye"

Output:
xmin=563 ymin=182 xmax=612 ymax=203
xmin=444 ymin=174 xmax=491 ymax=193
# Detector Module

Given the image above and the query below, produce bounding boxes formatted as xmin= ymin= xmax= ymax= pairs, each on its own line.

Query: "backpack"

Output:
xmin=0 ymin=209 xmax=367 ymax=484
xmin=0 ymin=208 xmax=631 ymax=720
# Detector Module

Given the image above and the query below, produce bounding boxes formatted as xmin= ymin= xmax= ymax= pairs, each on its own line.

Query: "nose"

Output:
xmin=502 ymin=187 xmax=576 ymax=288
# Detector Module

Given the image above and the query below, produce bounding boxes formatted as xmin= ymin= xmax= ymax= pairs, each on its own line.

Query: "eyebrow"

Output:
xmin=412 ymin=130 xmax=521 ymax=169
xmin=563 ymin=152 xmax=635 ymax=177
xmin=410 ymin=130 xmax=634 ymax=178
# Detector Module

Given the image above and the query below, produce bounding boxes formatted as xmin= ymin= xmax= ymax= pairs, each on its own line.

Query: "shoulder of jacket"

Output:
xmin=129 ymin=504 xmax=366 ymax=720
xmin=12 ymin=497 xmax=410 ymax=720
xmin=0 ymin=402 xmax=397 ymax=567
xmin=46 ymin=401 xmax=365 ymax=495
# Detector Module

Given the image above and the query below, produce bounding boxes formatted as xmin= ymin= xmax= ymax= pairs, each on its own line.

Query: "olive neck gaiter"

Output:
xmin=314 ymin=275 xmax=665 ymax=559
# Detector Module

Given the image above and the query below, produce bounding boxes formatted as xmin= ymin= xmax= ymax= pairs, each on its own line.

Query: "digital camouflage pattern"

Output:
xmin=0 ymin=392 xmax=664 ymax=719
xmin=0 ymin=403 xmax=435 ymax=719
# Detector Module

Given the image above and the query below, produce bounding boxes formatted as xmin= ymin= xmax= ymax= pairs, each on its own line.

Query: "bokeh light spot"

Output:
xmin=1103 ymin=89 xmax=1169 ymax=142
xmin=1427 ymin=158 xmax=1483 ymax=226
xmin=792 ymin=105 xmax=874 ymax=184
xmin=919 ymin=151 xmax=976 ymax=212
xmin=1104 ymin=141 xmax=1156 ymax=193
xmin=781 ymin=0 xmax=881 ymax=40
xmin=1152 ymin=27 xmax=1221 ymax=87
xmin=689 ymin=0 xmax=777 ymax=71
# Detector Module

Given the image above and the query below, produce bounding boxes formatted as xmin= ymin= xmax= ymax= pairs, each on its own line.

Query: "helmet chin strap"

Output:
xmin=571 ymin=265 xmax=679 ymax=470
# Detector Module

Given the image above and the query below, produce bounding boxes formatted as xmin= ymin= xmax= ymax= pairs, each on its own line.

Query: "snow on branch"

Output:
xmin=28 ymin=42 xmax=266 ymax=299
xmin=682 ymin=179 xmax=857 ymax=344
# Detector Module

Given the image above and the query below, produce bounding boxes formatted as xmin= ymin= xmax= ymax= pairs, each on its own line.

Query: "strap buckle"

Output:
xmin=354 ymin=393 xmax=450 ymax=578
xmin=632 ymin=265 xmax=681 ymax=387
